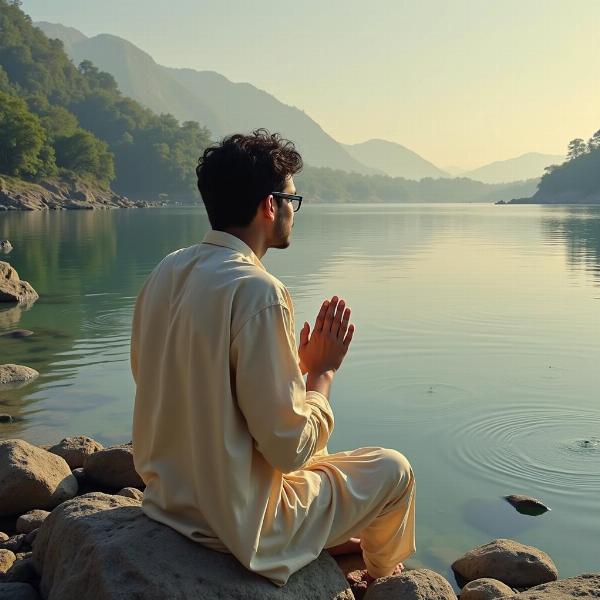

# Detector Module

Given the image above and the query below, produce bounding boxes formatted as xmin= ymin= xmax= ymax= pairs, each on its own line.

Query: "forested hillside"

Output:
xmin=0 ymin=0 xmax=210 ymax=198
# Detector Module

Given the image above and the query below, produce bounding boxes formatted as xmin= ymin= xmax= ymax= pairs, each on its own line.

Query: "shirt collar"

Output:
xmin=201 ymin=229 xmax=266 ymax=272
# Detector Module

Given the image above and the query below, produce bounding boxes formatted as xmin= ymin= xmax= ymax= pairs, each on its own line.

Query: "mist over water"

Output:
xmin=1 ymin=203 xmax=599 ymax=579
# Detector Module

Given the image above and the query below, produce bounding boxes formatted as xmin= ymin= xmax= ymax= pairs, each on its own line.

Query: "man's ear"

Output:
xmin=261 ymin=194 xmax=276 ymax=222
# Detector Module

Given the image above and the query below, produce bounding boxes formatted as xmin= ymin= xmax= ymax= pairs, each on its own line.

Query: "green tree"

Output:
xmin=0 ymin=90 xmax=56 ymax=177
xmin=567 ymin=138 xmax=587 ymax=161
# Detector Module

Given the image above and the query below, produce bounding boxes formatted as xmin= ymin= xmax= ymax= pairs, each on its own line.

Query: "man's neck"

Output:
xmin=221 ymin=227 xmax=268 ymax=259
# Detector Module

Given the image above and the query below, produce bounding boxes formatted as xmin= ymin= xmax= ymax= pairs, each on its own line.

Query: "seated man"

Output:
xmin=131 ymin=129 xmax=415 ymax=587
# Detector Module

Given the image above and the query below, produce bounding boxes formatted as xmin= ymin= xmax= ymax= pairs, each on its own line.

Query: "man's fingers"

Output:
xmin=330 ymin=300 xmax=346 ymax=336
xmin=299 ymin=322 xmax=310 ymax=346
xmin=314 ymin=300 xmax=329 ymax=333
xmin=343 ymin=323 xmax=355 ymax=347
xmin=324 ymin=296 xmax=338 ymax=332
xmin=337 ymin=307 xmax=351 ymax=340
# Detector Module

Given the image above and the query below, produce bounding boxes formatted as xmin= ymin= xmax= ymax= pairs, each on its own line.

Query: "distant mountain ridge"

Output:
xmin=35 ymin=22 xmax=376 ymax=175
xmin=461 ymin=152 xmax=565 ymax=184
xmin=343 ymin=138 xmax=448 ymax=179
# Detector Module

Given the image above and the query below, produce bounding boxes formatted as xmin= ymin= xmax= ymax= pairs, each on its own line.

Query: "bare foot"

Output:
xmin=326 ymin=537 xmax=362 ymax=557
xmin=363 ymin=563 xmax=404 ymax=584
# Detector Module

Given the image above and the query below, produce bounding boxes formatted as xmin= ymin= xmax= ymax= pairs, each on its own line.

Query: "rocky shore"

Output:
xmin=0 ymin=436 xmax=597 ymax=599
xmin=0 ymin=175 xmax=157 ymax=211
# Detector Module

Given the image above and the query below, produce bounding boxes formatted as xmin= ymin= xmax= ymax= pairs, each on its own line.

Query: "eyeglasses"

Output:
xmin=271 ymin=192 xmax=303 ymax=212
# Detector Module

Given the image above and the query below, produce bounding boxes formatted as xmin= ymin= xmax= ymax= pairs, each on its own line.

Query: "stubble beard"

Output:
xmin=270 ymin=210 xmax=292 ymax=250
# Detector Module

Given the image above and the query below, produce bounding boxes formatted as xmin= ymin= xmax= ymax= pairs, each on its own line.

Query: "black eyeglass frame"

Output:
xmin=271 ymin=192 xmax=303 ymax=212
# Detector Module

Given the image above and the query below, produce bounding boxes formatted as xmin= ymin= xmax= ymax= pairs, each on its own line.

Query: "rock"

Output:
xmin=33 ymin=492 xmax=353 ymax=599
xmin=71 ymin=468 xmax=85 ymax=483
xmin=0 ymin=331 xmax=33 ymax=339
xmin=451 ymin=539 xmax=558 ymax=588
xmin=0 ymin=537 xmax=26 ymax=554
xmin=461 ymin=578 xmax=514 ymax=599
xmin=504 ymin=495 xmax=550 ymax=516
xmin=48 ymin=436 xmax=103 ymax=469
xmin=0 ymin=366 xmax=38 ymax=386
xmin=116 ymin=487 xmax=143 ymax=501
xmin=83 ymin=445 xmax=143 ymax=489
xmin=2 ymin=557 xmax=36 ymax=584
xmin=363 ymin=568 xmax=456 ymax=600
xmin=0 ymin=439 xmax=78 ymax=516
xmin=22 ymin=532 xmax=36 ymax=549
xmin=512 ymin=573 xmax=600 ymax=599
xmin=0 ymin=241 xmax=12 ymax=254
xmin=16 ymin=511 xmax=49 ymax=535
xmin=0 ymin=416 xmax=13 ymax=424
xmin=0 ymin=582 xmax=40 ymax=599
xmin=0 ymin=536 xmax=7 ymax=544
xmin=0 ymin=550 xmax=16 ymax=574
xmin=0 ymin=263 xmax=38 ymax=305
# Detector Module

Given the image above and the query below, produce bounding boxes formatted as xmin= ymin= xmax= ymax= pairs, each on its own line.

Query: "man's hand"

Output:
xmin=298 ymin=296 xmax=354 ymax=376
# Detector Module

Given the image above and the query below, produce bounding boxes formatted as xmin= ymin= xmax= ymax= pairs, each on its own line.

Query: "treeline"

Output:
xmin=0 ymin=0 xmax=210 ymax=197
xmin=297 ymin=166 xmax=538 ymax=203
xmin=530 ymin=130 xmax=600 ymax=203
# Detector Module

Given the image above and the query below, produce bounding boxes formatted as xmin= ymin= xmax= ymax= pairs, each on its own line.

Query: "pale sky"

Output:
xmin=22 ymin=0 xmax=600 ymax=169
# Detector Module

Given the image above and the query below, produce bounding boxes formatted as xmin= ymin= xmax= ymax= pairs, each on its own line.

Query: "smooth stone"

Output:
xmin=48 ymin=436 xmax=103 ymax=469
xmin=504 ymin=495 xmax=550 ymax=516
xmin=0 ymin=241 xmax=12 ymax=254
xmin=461 ymin=578 xmax=514 ymax=600
xmin=0 ymin=550 xmax=16 ymax=574
xmin=33 ymin=492 xmax=353 ymax=600
xmin=0 ymin=367 xmax=38 ymax=386
xmin=512 ymin=573 xmax=600 ymax=599
xmin=451 ymin=538 xmax=558 ymax=588
xmin=363 ymin=569 xmax=456 ymax=600
xmin=83 ymin=445 xmax=143 ymax=489
xmin=71 ymin=468 xmax=85 ymax=483
xmin=0 ymin=537 xmax=26 ymax=554
xmin=116 ymin=487 xmax=143 ymax=502
xmin=16 ymin=511 xmax=49 ymax=535
xmin=0 ymin=331 xmax=33 ymax=340
xmin=0 ymin=583 xmax=41 ymax=600
xmin=0 ymin=439 xmax=78 ymax=516
xmin=0 ymin=263 xmax=38 ymax=305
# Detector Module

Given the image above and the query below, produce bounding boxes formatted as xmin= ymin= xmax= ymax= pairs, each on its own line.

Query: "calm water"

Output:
xmin=1 ymin=204 xmax=599 ymax=580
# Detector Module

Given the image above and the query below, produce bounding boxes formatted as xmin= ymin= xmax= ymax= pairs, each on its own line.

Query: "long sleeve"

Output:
xmin=230 ymin=303 xmax=334 ymax=474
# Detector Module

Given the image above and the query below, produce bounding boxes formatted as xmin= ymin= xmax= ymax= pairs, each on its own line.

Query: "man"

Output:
xmin=131 ymin=129 xmax=415 ymax=587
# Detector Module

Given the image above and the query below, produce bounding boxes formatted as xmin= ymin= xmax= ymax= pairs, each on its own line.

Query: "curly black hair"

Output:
xmin=196 ymin=129 xmax=303 ymax=230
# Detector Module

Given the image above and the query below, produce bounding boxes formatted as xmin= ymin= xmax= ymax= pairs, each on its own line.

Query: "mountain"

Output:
xmin=343 ymin=139 xmax=448 ymax=179
xmin=35 ymin=22 xmax=375 ymax=175
xmin=461 ymin=152 xmax=565 ymax=184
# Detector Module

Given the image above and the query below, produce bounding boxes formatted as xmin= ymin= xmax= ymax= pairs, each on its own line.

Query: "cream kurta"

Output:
xmin=132 ymin=230 xmax=416 ymax=586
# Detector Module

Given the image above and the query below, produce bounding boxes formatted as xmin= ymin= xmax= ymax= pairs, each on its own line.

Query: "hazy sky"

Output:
xmin=22 ymin=0 xmax=600 ymax=169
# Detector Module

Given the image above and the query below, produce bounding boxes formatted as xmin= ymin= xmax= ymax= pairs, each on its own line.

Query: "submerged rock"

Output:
xmin=0 ymin=439 xmax=78 ymax=516
xmin=363 ymin=568 xmax=456 ymax=600
xmin=0 ymin=366 xmax=38 ymax=387
xmin=0 ymin=331 xmax=34 ymax=339
xmin=33 ymin=492 xmax=353 ymax=600
xmin=451 ymin=538 xmax=558 ymax=588
xmin=504 ymin=495 xmax=550 ymax=516
xmin=0 ymin=263 xmax=38 ymax=305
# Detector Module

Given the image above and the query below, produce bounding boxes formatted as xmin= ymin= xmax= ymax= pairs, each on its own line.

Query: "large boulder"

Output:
xmin=451 ymin=539 xmax=558 ymax=588
xmin=83 ymin=444 xmax=143 ymax=489
xmin=0 ymin=263 xmax=38 ymax=305
xmin=0 ymin=366 xmax=38 ymax=386
xmin=33 ymin=493 xmax=354 ymax=600
xmin=461 ymin=578 xmax=514 ymax=600
xmin=363 ymin=569 xmax=456 ymax=600
xmin=0 ymin=440 xmax=78 ymax=516
xmin=511 ymin=574 xmax=600 ymax=599
xmin=47 ymin=436 xmax=103 ymax=469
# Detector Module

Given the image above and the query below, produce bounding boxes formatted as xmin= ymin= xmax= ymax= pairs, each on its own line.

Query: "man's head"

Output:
xmin=196 ymin=129 xmax=303 ymax=250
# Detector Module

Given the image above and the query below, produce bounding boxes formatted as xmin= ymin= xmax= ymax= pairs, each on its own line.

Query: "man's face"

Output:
xmin=270 ymin=177 xmax=296 ymax=250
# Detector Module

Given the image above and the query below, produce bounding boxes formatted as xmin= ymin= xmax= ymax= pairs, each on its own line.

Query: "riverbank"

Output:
xmin=0 ymin=175 xmax=158 ymax=211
